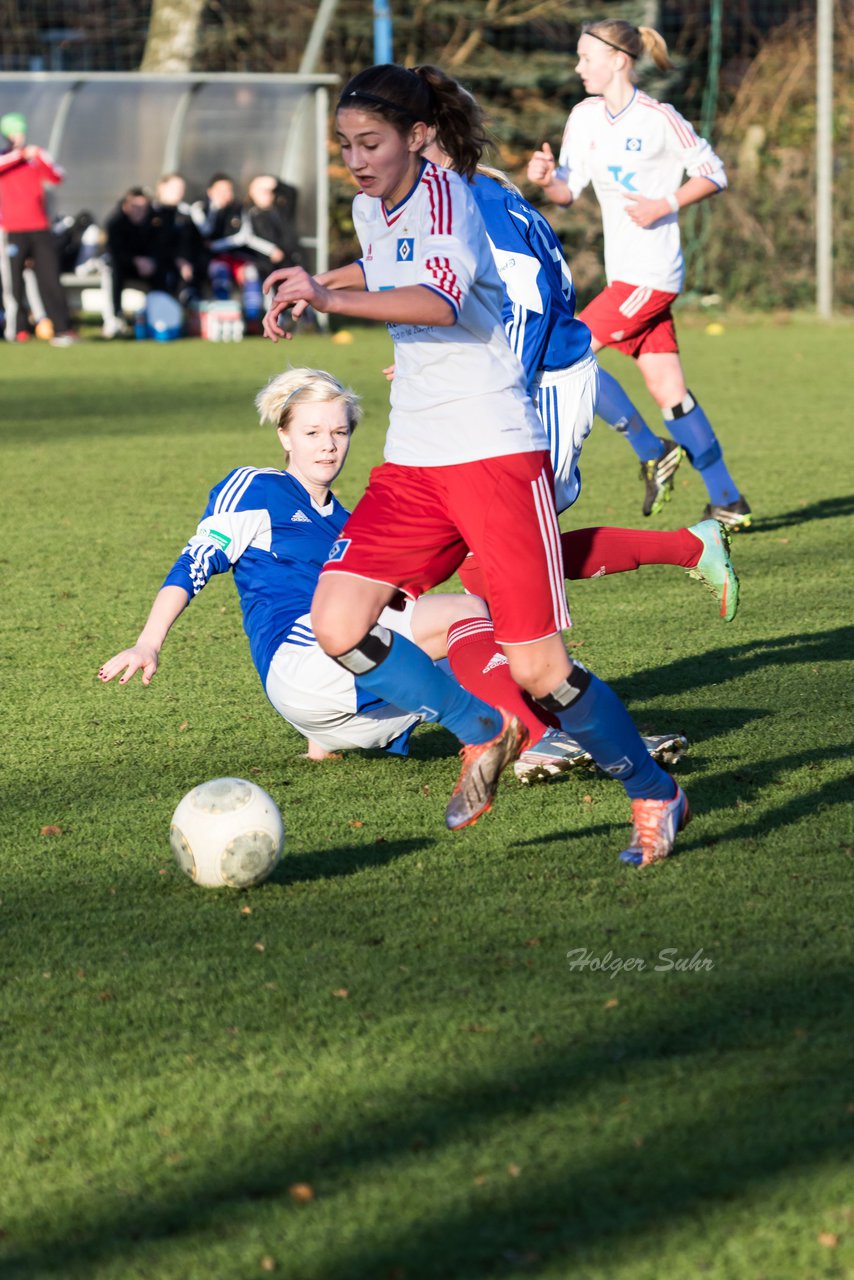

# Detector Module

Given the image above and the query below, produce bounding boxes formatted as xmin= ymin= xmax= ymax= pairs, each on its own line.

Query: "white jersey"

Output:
xmin=556 ymin=89 xmax=727 ymax=293
xmin=353 ymin=160 xmax=547 ymax=467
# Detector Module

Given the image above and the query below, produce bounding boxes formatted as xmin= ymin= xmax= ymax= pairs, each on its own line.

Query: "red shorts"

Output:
xmin=578 ymin=281 xmax=680 ymax=358
xmin=321 ymin=453 xmax=570 ymax=645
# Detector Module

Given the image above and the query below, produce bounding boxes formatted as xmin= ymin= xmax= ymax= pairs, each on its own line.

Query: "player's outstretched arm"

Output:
xmin=98 ymin=585 xmax=190 ymax=687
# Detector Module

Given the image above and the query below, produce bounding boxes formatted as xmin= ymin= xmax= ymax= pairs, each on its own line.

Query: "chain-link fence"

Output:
xmin=1 ymin=0 xmax=850 ymax=308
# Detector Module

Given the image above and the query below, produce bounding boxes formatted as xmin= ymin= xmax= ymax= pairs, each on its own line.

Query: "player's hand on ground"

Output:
xmin=527 ymin=142 xmax=556 ymax=188
xmin=98 ymin=643 xmax=159 ymax=687
xmin=624 ymin=193 xmax=671 ymax=228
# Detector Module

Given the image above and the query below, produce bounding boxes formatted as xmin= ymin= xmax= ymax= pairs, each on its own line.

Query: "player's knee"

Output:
xmin=325 ymin=623 xmax=393 ymax=675
xmin=532 ymin=662 xmax=592 ymax=712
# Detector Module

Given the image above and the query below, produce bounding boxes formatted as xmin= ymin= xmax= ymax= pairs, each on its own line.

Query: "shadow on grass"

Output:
xmin=751 ymin=492 xmax=854 ymax=532
xmin=611 ymin=624 xmax=854 ymax=707
xmin=0 ymin=958 xmax=848 ymax=1279
xmin=269 ymin=837 xmax=433 ymax=886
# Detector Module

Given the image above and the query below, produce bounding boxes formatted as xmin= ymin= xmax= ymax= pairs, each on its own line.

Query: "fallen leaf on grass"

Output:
xmin=241 ymin=906 xmax=252 ymax=916
xmin=507 ymin=1163 xmax=522 ymax=1177
xmin=348 ymin=819 xmax=364 ymax=828
xmin=288 ymin=1183 xmax=314 ymax=1203
xmin=604 ymin=998 xmax=619 ymax=1009
xmin=254 ymin=941 xmax=266 ymax=952
xmin=582 ymin=795 xmax=593 ymax=804
xmin=817 ymin=1233 xmax=839 ymax=1248
xmin=332 ymin=988 xmax=349 ymax=998
xmin=525 ymin=938 xmax=540 ymax=948
xmin=260 ymin=1256 xmax=277 ymax=1272
xmin=39 ymin=825 xmax=62 ymax=837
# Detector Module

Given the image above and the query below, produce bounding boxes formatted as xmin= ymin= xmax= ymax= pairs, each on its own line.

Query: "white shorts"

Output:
xmin=264 ymin=601 xmax=423 ymax=752
xmin=535 ymin=349 xmax=600 ymax=514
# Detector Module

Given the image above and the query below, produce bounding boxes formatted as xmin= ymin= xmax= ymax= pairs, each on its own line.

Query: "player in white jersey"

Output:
xmin=528 ymin=20 xmax=752 ymax=531
xmin=263 ymin=64 xmax=692 ymax=865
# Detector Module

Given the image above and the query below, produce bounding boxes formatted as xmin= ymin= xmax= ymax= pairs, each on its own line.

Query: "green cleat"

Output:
xmin=640 ymin=437 xmax=683 ymax=517
xmin=686 ymin=518 xmax=740 ymax=622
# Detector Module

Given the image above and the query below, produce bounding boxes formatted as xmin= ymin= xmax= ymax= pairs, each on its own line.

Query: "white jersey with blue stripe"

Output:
xmin=161 ymin=469 xmax=348 ymax=685
xmin=469 ymin=173 xmax=591 ymax=395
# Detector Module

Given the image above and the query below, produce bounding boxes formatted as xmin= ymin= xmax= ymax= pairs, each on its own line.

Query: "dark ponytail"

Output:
xmin=413 ymin=64 xmax=488 ymax=182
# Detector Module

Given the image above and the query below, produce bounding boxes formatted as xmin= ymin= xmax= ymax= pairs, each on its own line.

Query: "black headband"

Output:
xmin=338 ymin=89 xmax=428 ymax=124
xmin=582 ymin=27 xmax=636 ymax=57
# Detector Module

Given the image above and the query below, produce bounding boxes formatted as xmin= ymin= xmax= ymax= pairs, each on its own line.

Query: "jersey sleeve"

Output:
xmin=494 ymin=205 xmax=552 ymax=393
xmin=161 ymin=470 xmax=272 ymax=598
xmin=415 ymin=168 xmax=478 ymax=318
xmin=556 ymin=107 xmax=591 ymax=200
xmin=662 ymin=105 xmax=728 ymax=191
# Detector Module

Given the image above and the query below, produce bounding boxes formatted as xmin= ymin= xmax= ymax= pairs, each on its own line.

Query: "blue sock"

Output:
xmin=550 ymin=672 xmax=676 ymax=800
xmin=663 ymin=394 xmax=741 ymax=506
xmin=354 ymin=633 xmax=503 ymax=746
xmin=597 ymin=368 xmax=664 ymax=463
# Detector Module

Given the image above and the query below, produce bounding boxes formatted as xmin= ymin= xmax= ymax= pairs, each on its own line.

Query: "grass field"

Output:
xmin=1 ymin=315 xmax=852 ymax=1280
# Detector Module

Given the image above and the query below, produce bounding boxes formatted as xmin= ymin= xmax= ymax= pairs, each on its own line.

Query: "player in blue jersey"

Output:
xmin=261 ymin=63 xmax=698 ymax=865
xmin=97 ymin=364 xmax=689 ymax=779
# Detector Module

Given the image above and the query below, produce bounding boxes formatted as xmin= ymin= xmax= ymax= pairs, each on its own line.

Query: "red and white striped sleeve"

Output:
xmin=415 ymin=166 xmax=477 ymax=318
xmin=658 ymin=102 xmax=728 ymax=191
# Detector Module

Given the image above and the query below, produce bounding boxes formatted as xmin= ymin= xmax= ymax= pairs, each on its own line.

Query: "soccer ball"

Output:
xmin=169 ymin=778 xmax=284 ymax=888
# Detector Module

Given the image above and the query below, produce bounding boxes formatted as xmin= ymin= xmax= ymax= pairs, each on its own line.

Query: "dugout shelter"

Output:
xmin=0 ymin=71 xmax=339 ymax=275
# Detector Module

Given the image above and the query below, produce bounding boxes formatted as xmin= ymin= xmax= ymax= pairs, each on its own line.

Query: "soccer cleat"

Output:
xmin=49 ymin=331 xmax=80 ymax=347
xmin=686 ymin=518 xmax=740 ymax=622
xmin=513 ymin=728 xmax=590 ymax=783
xmin=618 ymin=785 xmax=691 ymax=868
xmin=702 ymin=495 xmax=752 ymax=532
xmin=515 ymin=730 xmax=689 ymax=783
xmin=640 ymin=437 xmax=683 ymax=517
xmin=445 ymin=711 xmax=526 ymax=830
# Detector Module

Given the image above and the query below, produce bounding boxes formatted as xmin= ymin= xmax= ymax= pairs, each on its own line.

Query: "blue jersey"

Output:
xmin=469 ymin=173 xmax=591 ymax=394
xmin=162 ymin=469 xmax=349 ymax=685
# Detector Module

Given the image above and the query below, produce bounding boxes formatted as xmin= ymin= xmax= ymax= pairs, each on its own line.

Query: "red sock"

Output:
xmin=561 ymin=527 xmax=702 ymax=579
xmin=446 ymin=617 xmax=555 ymax=745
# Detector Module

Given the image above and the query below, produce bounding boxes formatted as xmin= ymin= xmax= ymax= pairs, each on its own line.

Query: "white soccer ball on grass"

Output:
xmin=170 ymin=777 xmax=284 ymax=888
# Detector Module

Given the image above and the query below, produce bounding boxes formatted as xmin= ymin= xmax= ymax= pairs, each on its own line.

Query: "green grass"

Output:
xmin=1 ymin=317 xmax=852 ymax=1280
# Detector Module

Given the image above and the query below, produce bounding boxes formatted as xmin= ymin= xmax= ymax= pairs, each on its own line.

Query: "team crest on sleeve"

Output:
xmin=396 ymin=237 xmax=414 ymax=263
xmin=327 ymin=537 xmax=351 ymax=563
xmin=625 ymin=137 xmax=643 ymax=152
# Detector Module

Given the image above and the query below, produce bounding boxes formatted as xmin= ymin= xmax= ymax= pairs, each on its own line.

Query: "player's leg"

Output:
xmin=637 ymin=349 xmax=752 ymax=530
xmin=410 ymin=591 xmax=557 ymax=746
xmin=578 ymin=285 xmax=683 ymax=514
xmin=311 ymin=466 xmax=525 ymax=827
xmin=451 ymin=452 xmax=689 ymax=864
xmin=30 ymin=229 xmax=72 ymax=335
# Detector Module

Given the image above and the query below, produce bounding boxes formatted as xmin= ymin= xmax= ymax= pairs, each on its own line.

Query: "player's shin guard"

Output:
xmin=597 ymin=368 xmax=665 ymax=463
xmin=663 ymin=391 xmax=741 ymax=507
xmin=333 ymin=625 xmax=503 ymax=746
xmin=534 ymin=664 xmax=675 ymax=800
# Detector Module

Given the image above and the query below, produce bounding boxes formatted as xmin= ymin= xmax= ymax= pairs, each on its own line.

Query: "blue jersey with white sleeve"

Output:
xmin=162 ymin=468 xmax=349 ymax=686
xmin=469 ymin=173 xmax=591 ymax=394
